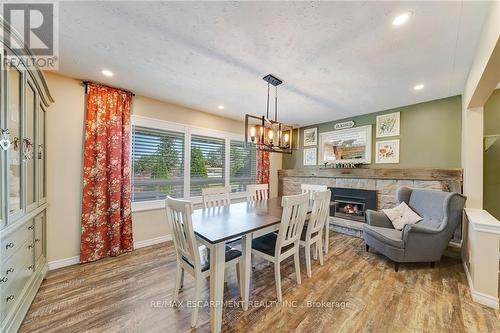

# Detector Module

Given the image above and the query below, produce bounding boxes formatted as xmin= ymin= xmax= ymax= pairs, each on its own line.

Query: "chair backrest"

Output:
xmin=276 ymin=193 xmax=309 ymax=253
xmin=397 ymin=187 xmax=467 ymax=231
xmin=165 ymin=196 xmax=200 ymax=268
xmin=301 ymin=184 xmax=328 ymax=200
xmin=304 ymin=190 xmax=331 ymax=238
xmin=246 ymin=184 xmax=269 ymax=202
xmin=201 ymin=186 xmax=230 ymax=208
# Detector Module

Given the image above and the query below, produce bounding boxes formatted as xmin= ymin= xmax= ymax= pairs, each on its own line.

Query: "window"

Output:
xmin=131 ymin=116 xmax=258 ymax=204
xmin=132 ymin=126 xmax=184 ymax=201
xmin=230 ymin=140 xmax=256 ymax=192
xmin=190 ymin=135 xmax=225 ymax=197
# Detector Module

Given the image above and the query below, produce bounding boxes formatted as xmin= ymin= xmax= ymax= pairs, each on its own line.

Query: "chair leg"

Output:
xmin=191 ymin=274 xmax=202 ymax=328
xmin=394 ymin=262 xmax=399 ymax=272
xmin=251 ymin=254 xmax=255 ymax=269
xmin=313 ymin=242 xmax=318 ymax=260
xmin=294 ymin=250 xmax=302 ymax=285
xmin=305 ymin=243 xmax=312 ymax=278
xmin=274 ymin=261 xmax=282 ymax=302
xmin=180 ymin=268 xmax=185 ymax=289
xmin=324 ymin=223 xmax=329 ymax=254
xmin=236 ymin=262 xmax=242 ymax=297
xmin=318 ymin=239 xmax=324 ymax=266
xmin=173 ymin=262 xmax=182 ymax=304
xmin=430 ymin=262 xmax=435 ymax=268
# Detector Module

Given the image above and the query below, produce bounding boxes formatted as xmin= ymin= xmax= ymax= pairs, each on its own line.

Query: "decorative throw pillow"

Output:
xmin=382 ymin=202 xmax=423 ymax=230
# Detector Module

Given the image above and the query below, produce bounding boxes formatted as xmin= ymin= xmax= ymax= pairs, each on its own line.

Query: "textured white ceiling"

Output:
xmin=56 ymin=1 xmax=489 ymax=126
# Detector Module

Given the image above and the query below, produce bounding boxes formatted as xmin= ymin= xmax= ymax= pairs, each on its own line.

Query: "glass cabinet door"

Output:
xmin=25 ymin=81 xmax=37 ymax=211
xmin=7 ymin=65 xmax=23 ymax=219
xmin=38 ymin=105 xmax=47 ymax=203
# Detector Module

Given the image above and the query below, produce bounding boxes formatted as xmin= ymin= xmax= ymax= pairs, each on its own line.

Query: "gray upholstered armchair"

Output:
xmin=363 ymin=187 xmax=466 ymax=271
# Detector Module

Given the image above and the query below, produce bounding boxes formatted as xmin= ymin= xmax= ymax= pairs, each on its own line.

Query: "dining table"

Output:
xmin=191 ymin=197 xmax=315 ymax=333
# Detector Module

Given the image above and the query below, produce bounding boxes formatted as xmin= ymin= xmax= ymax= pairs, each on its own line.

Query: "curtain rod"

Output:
xmin=81 ymin=80 xmax=135 ymax=96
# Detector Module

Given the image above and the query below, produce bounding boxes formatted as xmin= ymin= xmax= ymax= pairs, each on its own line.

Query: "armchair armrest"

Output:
xmin=365 ymin=210 xmax=393 ymax=228
xmin=402 ymin=223 xmax=440 ymax=243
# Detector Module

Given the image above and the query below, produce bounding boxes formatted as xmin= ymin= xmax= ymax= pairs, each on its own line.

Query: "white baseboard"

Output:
xmin=134 ymin=235 xmax=172 ymax=249
xmin=471 ymin=290 xmax=500 ymax=309
xmin=463 ymin=262 xmax=499 ymax=309
xmin=48 ymin=235 xmax=172 ymax=271
xmin=48 ymin=256 xmax=80 ymax=270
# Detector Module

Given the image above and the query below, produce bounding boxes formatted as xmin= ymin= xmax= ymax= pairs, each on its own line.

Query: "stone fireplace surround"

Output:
xmin=278 ymin=168 xmax=463 ymax=238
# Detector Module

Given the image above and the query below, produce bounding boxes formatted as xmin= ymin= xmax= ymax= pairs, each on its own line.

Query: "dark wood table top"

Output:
xmin=192 ymin=197 xmax=309 ymax=244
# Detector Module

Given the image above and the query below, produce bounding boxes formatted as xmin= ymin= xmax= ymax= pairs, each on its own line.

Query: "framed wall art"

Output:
xmin=303 ymin=148 xmax=317 ymax=166
xmin=375 ymin=139 xmax=400 ymax=164
xmin=376 ymin=112 xmax=400 ymax=138
xmin=303 ymin=128 xmax=318 ymax=146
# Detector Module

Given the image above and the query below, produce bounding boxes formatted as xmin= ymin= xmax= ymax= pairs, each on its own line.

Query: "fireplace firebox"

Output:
xmin=328 ymin=187 xmax=377 ymax=222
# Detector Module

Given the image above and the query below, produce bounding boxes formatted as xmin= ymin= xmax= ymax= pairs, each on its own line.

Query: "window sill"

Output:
xmin=131 ymin=192 xmax=248 ymax=213
xmin=132 ymin=200 xmax=165 ymax=213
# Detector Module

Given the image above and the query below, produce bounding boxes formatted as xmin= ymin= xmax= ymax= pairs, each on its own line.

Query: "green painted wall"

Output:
xmin=484 ymin=89 xmax=500 ymax=220
xmin=283 ymin=95 xmax=462 ymax=169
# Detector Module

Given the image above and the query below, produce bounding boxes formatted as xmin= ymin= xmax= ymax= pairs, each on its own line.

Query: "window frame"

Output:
xmin=131 ymin=115 xmax=254 ymax=212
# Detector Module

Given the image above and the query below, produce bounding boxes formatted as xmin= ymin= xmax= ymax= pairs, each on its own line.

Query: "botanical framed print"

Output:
xmin=303 ymin=148 xmax=317 ymax=166
xmin=376 ymin=112 xmax=400 ymax=138
xmin=375 ymin=140 xmax=400 ymax=164
xmin=303 ymin=128 xmax=318 ymax=146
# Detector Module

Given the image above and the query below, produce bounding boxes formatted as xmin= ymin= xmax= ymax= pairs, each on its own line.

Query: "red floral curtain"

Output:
xmin=256 ymin=150 xmax=270 ymax=184
xmin=80 ymin=83 xmax=134 ymax=264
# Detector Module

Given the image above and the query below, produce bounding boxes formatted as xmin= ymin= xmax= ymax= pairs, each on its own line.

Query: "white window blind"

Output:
xmin=132 ymin=126 xmax=184 ymax=202
xmin=230 ymin=140 xmax=256 ymax=192
xmin=190 ymin=134 xmax=225 ymax=197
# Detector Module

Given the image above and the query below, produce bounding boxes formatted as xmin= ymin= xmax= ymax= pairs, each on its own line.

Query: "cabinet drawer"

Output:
xmin=0 ymin=221 xmax=34 ymax=263
xmin=0 ymin=269 xmax=26 ymax=322
xmin=0 ymin=240 xmax=33 ymax=292
xmin=0 ymin=245 xmax=34 ymax=322
xmin=34 ymin=214 xmax=44 ymax=263
xmin=34 ymin=237 xmax=43 ymax=264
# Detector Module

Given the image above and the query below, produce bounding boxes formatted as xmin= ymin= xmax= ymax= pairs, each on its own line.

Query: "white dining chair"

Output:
xmin=299 ymin=190 xmax=331 ymax=278
xmin=251 ymin=193 xmax=309 ymax=302
xmin=165 ymin=196 xmax=242 ymax=328
xmin=300 ymin=183 xmax=331 ymax=253
xmin=246 ymin=184 xmax=269 ymax=202
xmin=201 ymin=186 xmax=231 ymax=208
xmin=301 ymin=184 xmax=328 ymax=199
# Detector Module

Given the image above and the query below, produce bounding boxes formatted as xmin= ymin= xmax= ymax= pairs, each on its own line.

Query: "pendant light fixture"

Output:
xmin=245 ymin=74 xmax=294 ymax=154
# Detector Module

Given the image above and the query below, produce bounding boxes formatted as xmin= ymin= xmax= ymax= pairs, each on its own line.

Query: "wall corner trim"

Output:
xmin=48 ymin=235 xmax=173 ymax=270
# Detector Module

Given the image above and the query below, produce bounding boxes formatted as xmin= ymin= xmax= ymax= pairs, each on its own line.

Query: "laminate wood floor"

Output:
xmin=20 ymin=232 xmax=499 ymax=333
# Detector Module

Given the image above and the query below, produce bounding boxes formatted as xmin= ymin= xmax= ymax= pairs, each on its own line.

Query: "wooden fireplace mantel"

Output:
xmin=278 ymin=167 xmax=463 ymax=182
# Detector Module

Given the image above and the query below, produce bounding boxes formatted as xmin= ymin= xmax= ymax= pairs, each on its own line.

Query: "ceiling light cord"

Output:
xmin=275 ymin=85 xmax=278 ymax=122
xmin=266 ymin=82 xmax=270 ymax=119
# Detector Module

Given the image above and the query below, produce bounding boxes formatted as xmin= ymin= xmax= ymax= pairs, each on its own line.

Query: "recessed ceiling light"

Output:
xmin=413 ymin=84 xmax=424 ymax=91
xmin=392 ymin=12 xmax=411 ymax=26
xmin=217 ymin=105 xmax=224 ymax=110
xmin=101 ymin=69 xmax=113 ymax=77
